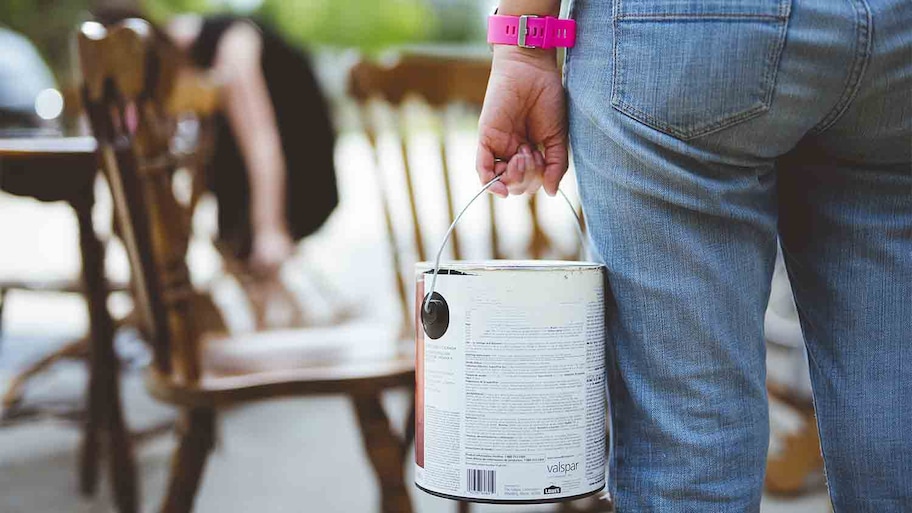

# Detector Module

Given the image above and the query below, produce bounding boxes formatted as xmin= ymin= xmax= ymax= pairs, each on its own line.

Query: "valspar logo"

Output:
xmin=546 ymin=461 xmax=579 ymax=474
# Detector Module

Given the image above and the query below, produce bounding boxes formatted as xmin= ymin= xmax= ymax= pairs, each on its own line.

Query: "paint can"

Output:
xmin=414 ymin=176 xmax=607 ymax=504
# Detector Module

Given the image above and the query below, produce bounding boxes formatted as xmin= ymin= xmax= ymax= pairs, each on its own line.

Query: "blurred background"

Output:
xmin=1 ymin=1 xmax=831 ymax=512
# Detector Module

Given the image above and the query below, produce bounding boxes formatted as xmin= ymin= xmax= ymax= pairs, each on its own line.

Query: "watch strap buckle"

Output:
xmin=517 ymin=14 xmax=538 ymax=49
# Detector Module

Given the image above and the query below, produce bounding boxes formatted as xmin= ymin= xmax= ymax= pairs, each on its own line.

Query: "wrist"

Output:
xmin=492 ymin=44 xmax=559 ymax=72
xmin=496 ymin=1 xmax=560 ymax=17
xmin=254 ymin=220 xmax=289 ymax=238
xmin=488 ymin=7 xmax=574 ymax=57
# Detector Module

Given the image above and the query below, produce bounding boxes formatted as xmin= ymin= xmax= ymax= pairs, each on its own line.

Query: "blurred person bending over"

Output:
xmin=477 ymin=0 xmax=911 ymax=511
xmin=98 ymin=12 xmax=339 ymax=329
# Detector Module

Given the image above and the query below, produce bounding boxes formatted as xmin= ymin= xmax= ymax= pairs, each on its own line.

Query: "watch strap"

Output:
xmin=487 ymin=15 xmax=576 ymax=49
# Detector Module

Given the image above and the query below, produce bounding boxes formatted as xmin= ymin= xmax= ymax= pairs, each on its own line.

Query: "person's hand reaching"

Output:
xmin=476 ymin=46 xmax=568 ymax=197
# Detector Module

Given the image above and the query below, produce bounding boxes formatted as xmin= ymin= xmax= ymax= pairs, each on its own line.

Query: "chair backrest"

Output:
xmin=78 ymin=19 xmax=218 ymax=383
xmin=349 ymin=51 xmax=583 ymax=335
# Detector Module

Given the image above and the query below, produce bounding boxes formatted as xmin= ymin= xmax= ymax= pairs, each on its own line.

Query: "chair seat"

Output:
xmin=146 ymin=320 xmax=416 ymax=407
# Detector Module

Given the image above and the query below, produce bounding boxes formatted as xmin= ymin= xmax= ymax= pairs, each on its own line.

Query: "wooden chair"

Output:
xmin=349 ymin=51 xmax=612 ymax=513
xmin=78 ymin=19 xmax=415 ymax=513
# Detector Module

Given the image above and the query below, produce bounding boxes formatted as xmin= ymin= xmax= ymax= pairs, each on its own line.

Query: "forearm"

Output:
xmin=228 ymin=108 xmax=288 ymax=234
xmin=216 ymin=23 xmax=288 ymax=235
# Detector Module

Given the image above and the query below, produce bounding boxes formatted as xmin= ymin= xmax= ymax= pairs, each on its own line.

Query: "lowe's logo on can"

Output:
xmin=546 ymin=461 xmax=579 ymax=474
xmin=544 ymin=485 xmax=562 ymax=495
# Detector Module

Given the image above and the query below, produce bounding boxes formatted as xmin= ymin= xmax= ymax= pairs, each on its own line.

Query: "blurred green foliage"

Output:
xmin=143 ymin=0 xmax=214 ymax=21
xmin=0 ymin=0 xmax=92 ymax=79
xmin=1 ymin=0 xmax=484 ymax=83
xmin=259 ymin=0 xmax=434 ymax=50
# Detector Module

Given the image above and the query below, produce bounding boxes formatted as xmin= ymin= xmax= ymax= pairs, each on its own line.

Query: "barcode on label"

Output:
xmin=466 ymin=469 xmax=496 ymax=494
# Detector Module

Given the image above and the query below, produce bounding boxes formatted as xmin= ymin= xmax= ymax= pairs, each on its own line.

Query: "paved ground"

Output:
xmin=0 ymin=131 xmax=832 ymax=512
xmin=0 ymin=343 xmax=831 ymax=513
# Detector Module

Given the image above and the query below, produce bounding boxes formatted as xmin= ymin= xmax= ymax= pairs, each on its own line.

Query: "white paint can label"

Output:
xmin=415 ymin=262 xmax=606 ymax=503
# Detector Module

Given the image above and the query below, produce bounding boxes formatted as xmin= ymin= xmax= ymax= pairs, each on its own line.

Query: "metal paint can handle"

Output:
xmin=422 ymin=174 xmax=590 ymax=315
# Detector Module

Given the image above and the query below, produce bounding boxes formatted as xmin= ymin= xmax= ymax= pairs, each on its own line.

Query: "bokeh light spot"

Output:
xmin=35 ymin=88 xmax=64 ymax=120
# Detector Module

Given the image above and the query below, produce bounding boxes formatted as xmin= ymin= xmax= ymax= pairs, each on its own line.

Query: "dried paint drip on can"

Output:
xmin=414 ymin=260 xmax=607 ymax=504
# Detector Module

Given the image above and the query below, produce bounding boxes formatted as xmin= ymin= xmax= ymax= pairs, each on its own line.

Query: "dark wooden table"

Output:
xmin=0 ymin=136 xmax=97 ymax=201
xmin=0 ymin=136 xmax=137 ymax=513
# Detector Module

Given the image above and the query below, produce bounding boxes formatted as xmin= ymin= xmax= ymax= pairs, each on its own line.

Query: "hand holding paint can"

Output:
xmin=414 ymin=176 xmax=607 ymax=504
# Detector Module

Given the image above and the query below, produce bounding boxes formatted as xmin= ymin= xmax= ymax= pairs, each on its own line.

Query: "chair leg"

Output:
xmin=457 ymin=501 xmax=471 ymax=513
xmin=79 ymin=371 xmax=101 ymax=497
xmin=79 ymin=338 xmax=107 ymax=499
xmin=352 ymin=393 xmax=413 ymax=513
xmin=81 ymin=347 xmax=138 ymax=511
xmin=107 ymin=367 xmax=138 ymax=513
xmin=74 ymin=194 xmax=137 ymax=512
xmin=403 ymin=396 xmax=416 ymax=456
xmin=160 ymin=408 xmax=216 ymax=513
xmin=75 ymin=193 xmax=109 ymax=499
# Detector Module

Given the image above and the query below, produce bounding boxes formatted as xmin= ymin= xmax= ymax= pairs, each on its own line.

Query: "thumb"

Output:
xmin=541 ymin=139 xmax=569 ymax=196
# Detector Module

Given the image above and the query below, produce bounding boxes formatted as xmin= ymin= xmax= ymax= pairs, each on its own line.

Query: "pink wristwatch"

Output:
xmin=487 ymin=14 xmax=577 ymax=49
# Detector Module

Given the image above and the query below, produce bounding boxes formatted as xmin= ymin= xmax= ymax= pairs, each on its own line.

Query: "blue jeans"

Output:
xmin=566 ymin=0 xmax=911 ymax=510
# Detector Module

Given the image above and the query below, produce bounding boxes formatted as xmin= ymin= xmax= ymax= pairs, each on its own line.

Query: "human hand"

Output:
xmin=249 ymin=227 xmax=295 ymax=277
xmin=476 ymin=46 xmax=568 ymax=197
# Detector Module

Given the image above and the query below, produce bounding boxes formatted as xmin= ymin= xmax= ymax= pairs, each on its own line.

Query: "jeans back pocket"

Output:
xmin=611 ymin=0 xmax=791 ymax=140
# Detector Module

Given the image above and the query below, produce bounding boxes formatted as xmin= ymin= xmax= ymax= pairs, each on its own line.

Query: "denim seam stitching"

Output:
xmin=764 ymin=0 xmax=792 ymax=112
xmin=612 ymin=99 xmax=769 ymax=140
xmin=615 ymin=13 xmax=787 ymax=21
xmin=610 ymin=0 xmax=791 ymax=140
xmin=610 ymin=0 xmax=621 ymax=125
xmin=809 ymin=0 xmax=873 ymax=134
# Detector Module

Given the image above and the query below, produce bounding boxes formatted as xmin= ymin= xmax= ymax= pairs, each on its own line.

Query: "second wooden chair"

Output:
xmin=78 ymin=19 xmax=415 ymax=513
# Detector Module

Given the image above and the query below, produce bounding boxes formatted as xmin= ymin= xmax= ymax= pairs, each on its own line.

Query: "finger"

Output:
xmin=533 ymin=149 xmax=545 ymax=170
xmin=542 ymin=140 xmax=569 ymax=197
xmin=504 ymin=145 xmax=528 ymax=190
xmin=475 ymin=141 xmax=497 ymax=186
xmin=489 ymin=160 xmax=508 ymax=197
xmin=516 ymin=145 xmax=539 ymax=194
xmin=505 ymin=149 xmax=532 ymax=196
xmin=520 ymin=170 xmax=543 ymax=196
xmin=515 ymin=150 xmax=545 ymax=196
xmin=523 ymin=149 xmax=546 ymax=195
